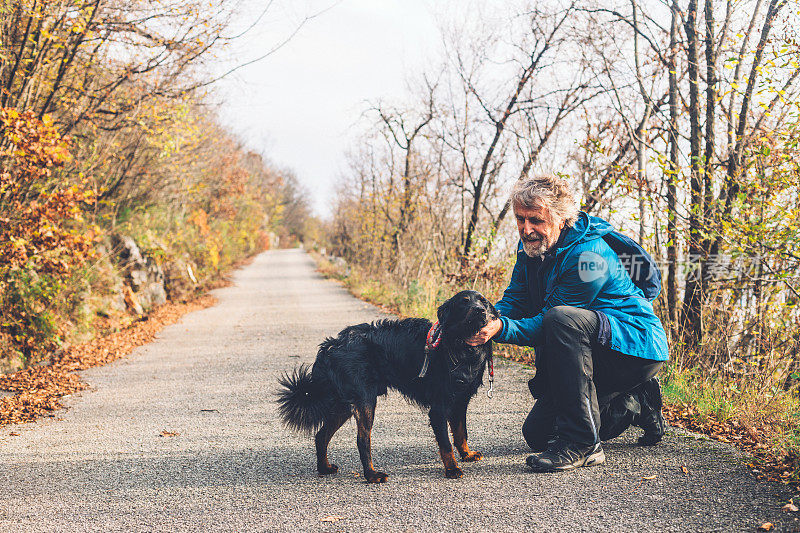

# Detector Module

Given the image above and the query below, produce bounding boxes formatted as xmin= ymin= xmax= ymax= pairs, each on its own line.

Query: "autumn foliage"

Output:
xmin=0 ymin=1 xmax=313 ymax=367
xmin=0 ymin=108 xmax=96 ymax=274
xmin=0 ymin=108 xmax=98 ymax=359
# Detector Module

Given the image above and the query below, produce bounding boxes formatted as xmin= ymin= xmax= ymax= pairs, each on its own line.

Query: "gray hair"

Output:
xmin=510 ymin=174 xmax=579 ymax=227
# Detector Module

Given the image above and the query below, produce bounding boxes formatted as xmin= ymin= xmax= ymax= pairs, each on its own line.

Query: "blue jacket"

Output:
xmin=494 ymin=212 xmax=669 ymax=361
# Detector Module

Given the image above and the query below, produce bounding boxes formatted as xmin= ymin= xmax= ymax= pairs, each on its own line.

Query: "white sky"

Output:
xmin=214 ymin=0 xmax=443 ymax=217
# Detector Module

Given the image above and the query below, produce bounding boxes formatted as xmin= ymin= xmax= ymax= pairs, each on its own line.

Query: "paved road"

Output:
xmin=0 ymin=249 xmax=797 ymax=532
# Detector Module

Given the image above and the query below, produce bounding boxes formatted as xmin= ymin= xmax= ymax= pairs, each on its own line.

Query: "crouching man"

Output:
xmin=467 ymin=175 xmax=668 ymax=472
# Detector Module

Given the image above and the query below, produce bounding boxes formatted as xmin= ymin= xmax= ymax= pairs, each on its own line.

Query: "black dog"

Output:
xmin=276 ymin=290 xmax=497 ymax=483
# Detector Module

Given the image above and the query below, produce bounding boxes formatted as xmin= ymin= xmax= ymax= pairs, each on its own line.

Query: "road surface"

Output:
xmin=0 ymin=249 xmax=796 ymax=531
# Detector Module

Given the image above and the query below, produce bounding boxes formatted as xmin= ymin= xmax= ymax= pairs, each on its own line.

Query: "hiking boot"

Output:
xmin=633 ymin=377 xmax=666 ymax=446
xmin=528 ymin=435 xmax=558 ymax=453
xmin=599 ymin=392 xmax=639 ymax=442
xmin=525 ymin=439 xmax=605 ymax=472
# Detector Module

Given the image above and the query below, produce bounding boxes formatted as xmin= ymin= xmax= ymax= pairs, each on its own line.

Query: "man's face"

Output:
xmin=514 ymin=202 xmax=565 ymax=258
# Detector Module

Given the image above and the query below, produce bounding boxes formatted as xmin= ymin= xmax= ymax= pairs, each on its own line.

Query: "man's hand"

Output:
xmin=466 ymin=318 xmax=502 ymax=346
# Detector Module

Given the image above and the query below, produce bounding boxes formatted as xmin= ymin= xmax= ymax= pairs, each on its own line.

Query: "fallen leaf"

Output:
xmin=680 ymin=466 xmax=689 ymax=474
xmin=159 ymin=430 xmax=179 ymax=437
xmin=320 ymin=515 xmax=345 ymax=523
xmin=642 ymin=475 xmax=657 ymax=480
xmin=9 ymin=432 xmax=19 ymax=436
xmin=758 ymin=522 xmax=774 ymax=531
xmin=782 ymin=502 xmax=799 ymax=512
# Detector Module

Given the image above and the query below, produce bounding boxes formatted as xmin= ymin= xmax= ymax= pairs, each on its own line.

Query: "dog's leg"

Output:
xmin=449 ymin=400 xmax=483 ymax=462
xmin=353 ymin=403 xmax=388 ymax=483
xmin=315 ymin=407 xmax=351 ymax=475
xmin=429 ymin=409 xmax=463 ymax=479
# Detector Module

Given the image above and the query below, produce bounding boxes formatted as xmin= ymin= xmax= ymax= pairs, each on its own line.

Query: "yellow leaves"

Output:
xmin=207 ymin=241 xmax=219 ymax=270
xmin=1 ymin=108 xmax=72 ymax=170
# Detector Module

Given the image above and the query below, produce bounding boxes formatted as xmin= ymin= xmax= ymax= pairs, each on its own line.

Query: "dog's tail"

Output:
xmin=276 ymin=364 xmax=334 ymax=434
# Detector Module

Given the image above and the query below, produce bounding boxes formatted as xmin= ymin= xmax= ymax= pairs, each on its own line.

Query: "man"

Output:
xmin=467 ymin=175 xmax=668 ymax=472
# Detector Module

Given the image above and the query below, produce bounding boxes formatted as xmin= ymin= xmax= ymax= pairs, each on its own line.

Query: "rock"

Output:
xmin=110 ymin=235 xmax=167 ymax=312
xmin=328 ymin=255 xmax=351 ymax=277
xmin=163 ymin=255 xmax=199 ymax=302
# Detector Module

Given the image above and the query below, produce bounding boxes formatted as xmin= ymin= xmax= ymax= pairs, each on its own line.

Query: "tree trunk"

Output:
xmin=680 ymin=0 xmax=704 ymax=349
xmin=666 ymin=0 xmax=680 ymax=330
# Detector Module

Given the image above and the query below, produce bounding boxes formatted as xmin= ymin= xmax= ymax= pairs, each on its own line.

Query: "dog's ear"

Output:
xmin=437 ymin=296 xmax=455 ymax=326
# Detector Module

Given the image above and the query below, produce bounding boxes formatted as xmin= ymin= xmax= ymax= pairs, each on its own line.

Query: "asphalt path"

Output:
xmin=0 ymin=249 xmax=797 ymax=532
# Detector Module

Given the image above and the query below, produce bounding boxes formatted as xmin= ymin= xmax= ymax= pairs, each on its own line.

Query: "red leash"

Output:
xmin=418 ymin=321 xmax=441 ymax=378
xmin=425 ymin=321 xmax=442 ymax=350
xmin=487 ymin=354 xmax=494 ymax=398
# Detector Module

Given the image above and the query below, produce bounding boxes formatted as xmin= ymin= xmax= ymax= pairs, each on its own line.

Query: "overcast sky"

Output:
xmin=214 ymin=0 xmax=444 ymax=217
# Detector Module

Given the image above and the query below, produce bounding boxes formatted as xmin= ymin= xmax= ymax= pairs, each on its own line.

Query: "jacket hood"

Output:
xmin=556 ymin=212 xmax=615 ymax=254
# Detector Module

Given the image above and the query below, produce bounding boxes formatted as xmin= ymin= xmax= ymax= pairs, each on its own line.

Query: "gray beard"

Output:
xmin=522 ymin=238 xmax=549 ymax=258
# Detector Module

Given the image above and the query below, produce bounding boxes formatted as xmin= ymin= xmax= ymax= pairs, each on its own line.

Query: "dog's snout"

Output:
xmin=469 ymin=301 xmax=487 ymax=312
xmin=465 ymin=304 xmax=491 ymax=327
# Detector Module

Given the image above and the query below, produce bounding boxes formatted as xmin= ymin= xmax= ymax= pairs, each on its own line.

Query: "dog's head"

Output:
xmin=436 ymin=290 xmax=499 ymax=340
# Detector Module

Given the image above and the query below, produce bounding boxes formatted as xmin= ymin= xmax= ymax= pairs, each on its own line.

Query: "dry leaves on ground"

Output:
xmin=663 ymin=402 xmax=799 ymax=486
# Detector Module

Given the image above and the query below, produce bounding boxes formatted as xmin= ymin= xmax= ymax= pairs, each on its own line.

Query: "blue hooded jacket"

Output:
xmin=494 ymin=212 xmax=669 ymax=361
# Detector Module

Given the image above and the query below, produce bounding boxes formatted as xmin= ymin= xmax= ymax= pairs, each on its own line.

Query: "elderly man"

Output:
xmin=468 ymin=175 xmax=668 ymax=472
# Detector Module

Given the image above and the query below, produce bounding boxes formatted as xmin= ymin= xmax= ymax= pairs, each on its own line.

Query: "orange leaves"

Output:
xmin=1 ymin=108 xmax=72 ymax=181
xmin=0 ymin=107 xmax=96 ymax=277
xmin=190 ymin=209 xmax=211 ymax=236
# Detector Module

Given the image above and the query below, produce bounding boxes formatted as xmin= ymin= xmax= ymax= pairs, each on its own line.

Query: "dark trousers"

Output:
xmin=522 ymin=306 xmax=662 ymax=449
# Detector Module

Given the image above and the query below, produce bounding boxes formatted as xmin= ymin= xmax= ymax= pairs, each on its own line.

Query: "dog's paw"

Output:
xmin=461 ymin=451 xmax=483 ymax=462
xmin=445 ymin=467 xmax=464 ymax=479
xmin=365 ymin=470 xmax=389 ymax=483
xmin=317 ymin=463 xmax=339 ymax=475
